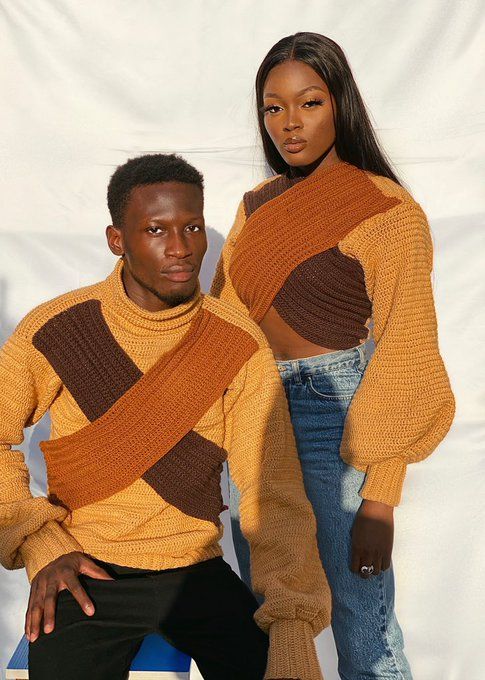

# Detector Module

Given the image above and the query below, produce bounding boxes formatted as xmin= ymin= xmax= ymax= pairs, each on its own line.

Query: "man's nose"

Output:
xmin=165 ymin=231 xmax=192 ymax=258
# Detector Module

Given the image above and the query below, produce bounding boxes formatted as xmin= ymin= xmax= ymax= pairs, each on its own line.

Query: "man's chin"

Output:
xmin=128 ymin=268 xmax=199 ymax=309
xmin=156 ymin=283 xmax=199 ymax=308
xmin=162 ymin=292 xmax=196 ymax=308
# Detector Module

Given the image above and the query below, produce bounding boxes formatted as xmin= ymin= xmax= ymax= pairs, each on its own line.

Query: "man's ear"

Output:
xmin=106 ymin=225 xmax=124 ymax=257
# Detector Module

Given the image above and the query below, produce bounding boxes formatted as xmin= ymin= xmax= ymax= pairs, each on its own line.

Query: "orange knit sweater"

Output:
xmin=212 ymin=163 xmax=456 ymax=506
xmin=0 ymin=260 xmax=330 ymax=680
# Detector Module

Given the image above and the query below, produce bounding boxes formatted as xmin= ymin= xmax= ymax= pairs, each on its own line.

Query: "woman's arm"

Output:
xmin=210 ymin=200 xmax=252 ymax=315
xmin=339 ymin=197 xmax=456 ymax=507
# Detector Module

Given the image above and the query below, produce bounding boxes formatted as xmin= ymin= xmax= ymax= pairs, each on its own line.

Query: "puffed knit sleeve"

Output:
xmin=226 ymin=343 xmax=330 ymax=680
xmin=0 ymin=328 xmax=83 ymax=581
xmin=339 ymin=199 xmax=456 ymax=506
xmin=210 ymin=200 xmax=252 ymax=316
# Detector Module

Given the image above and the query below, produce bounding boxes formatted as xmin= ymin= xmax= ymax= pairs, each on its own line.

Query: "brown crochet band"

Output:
xmin=38 ymin=304 xmax=258 ymax=510
xmin=229 ymin=163 xmax=400 ymax=324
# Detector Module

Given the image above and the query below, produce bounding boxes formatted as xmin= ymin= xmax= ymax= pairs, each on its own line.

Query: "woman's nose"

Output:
xmin=281 ymin=103 xmax=303 ymax=131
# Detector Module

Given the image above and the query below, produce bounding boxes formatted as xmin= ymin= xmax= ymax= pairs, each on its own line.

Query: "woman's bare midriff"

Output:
xmin=260 ymin=305 xmax=338 ymax=360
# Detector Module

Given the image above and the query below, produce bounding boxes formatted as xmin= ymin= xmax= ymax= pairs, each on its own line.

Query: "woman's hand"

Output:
xmin=351 ymin=499 xmax=394 ymax=578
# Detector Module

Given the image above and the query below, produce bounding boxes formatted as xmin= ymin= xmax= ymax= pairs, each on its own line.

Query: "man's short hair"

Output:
xmin=107 ymin=153 xmax=204 ymax=227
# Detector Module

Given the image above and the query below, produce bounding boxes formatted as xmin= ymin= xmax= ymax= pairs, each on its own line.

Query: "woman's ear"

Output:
xmin=106 ymin=225 xmax=124 ymax=257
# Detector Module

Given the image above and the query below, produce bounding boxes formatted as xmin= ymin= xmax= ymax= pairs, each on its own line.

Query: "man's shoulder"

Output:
xmin=201 ymin=295 xmax=268 ymax=351
xmin=14 ymin=279 xmax=105 ymax=341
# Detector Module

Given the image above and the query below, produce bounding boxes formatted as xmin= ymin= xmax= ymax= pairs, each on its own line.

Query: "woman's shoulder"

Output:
xmin=363 ymin=171 xmax=429 ymax=236
xmin=242 ymin=173 xmax=294 ymax=218
xmin=364 ymin=171 xmax=421 ymax=211
xmin=245 ymin=174 xmax=283 ymax=195
xmin=341 ymin=171 xmax=432 ymax=263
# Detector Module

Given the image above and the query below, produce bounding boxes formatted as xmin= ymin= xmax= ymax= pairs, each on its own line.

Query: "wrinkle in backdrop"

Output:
xmin=0 ymin=2 xmax=484 ymax=679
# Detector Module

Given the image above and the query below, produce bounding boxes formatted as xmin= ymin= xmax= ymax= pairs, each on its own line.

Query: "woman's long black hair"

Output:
xmin=255 ymin=32 xmax=401 ymax=185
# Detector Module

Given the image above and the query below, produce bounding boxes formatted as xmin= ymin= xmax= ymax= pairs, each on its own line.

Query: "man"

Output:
xmin=0 ymin=154 xmax=330 ymax=680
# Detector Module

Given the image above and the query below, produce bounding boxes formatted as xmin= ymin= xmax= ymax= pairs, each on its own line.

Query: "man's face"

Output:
xmin=106 ymin=182 xmax=207 ymax=311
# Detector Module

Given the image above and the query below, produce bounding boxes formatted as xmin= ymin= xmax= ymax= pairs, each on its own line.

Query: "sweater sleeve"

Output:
xmin=226 ymin=344 xmax=330 ymax=680
xmin=210 ymin=200 xmax=252 ymax=316
xmin=339 ymin=200 xmax=456 ymax=506
xmin=0 ymin=330 xmax=83 ymax=581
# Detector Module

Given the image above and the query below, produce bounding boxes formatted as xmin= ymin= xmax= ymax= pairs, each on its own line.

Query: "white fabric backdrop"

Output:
xmin=1 ymin=2 xmax=484 ymax=679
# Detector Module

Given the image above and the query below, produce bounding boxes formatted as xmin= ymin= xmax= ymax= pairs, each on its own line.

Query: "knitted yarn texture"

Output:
xmin=212 ymin=162 xmax=456 ymax=507
xmin=0 ymin=260 xmax=331 ymax=680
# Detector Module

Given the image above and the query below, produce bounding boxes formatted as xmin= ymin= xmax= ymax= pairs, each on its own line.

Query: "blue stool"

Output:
xmin=6 ymin=634 xmax=191 ymax=679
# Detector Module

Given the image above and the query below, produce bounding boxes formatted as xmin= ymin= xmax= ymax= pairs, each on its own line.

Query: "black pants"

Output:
xmin=29 ymin=557 xmax=268 ymax=680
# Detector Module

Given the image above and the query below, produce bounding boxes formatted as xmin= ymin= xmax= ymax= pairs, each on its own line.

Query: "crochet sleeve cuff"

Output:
xmin=19 ymin=520 xmax=83 ymax=582
xmin=361 ymin=458 xmax=407 ymax=506
xmin=265 ymin=619 xmax=323 ymax=680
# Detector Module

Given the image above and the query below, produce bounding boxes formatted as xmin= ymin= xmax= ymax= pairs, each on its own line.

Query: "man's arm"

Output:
xmin=226 ymin=344 xmax=331 ymax=680
xmin=0 ymin=329 xmax=83 ymax=575
xmin=0 ymin=327 xmax=112 ymax=640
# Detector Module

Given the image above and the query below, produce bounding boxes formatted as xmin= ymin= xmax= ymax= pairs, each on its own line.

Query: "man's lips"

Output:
xmin=161 ymin=267 xmax=195 ymax=283
xmin=283 ymin=137 xmax=307 ymax=153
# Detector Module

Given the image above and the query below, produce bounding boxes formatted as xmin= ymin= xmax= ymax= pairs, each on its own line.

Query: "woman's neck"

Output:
xmin=289 ymin=145 xmax=342 ymax=178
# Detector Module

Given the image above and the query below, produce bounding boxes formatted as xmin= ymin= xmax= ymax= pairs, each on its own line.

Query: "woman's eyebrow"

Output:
xmin=263 ymin=85 xmax=326 ymax=99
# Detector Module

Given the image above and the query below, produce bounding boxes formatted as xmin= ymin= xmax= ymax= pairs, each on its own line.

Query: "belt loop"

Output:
xmin=291 ymin=359 xmax=302 ymax=384
xmin=357 ymin=342 xmax=368 ymax=371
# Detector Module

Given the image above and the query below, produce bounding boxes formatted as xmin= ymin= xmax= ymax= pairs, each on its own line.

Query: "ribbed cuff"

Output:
xmin=19 ymin=521 xmax=83 ymax=582
xmin=265 ymin=619 xmax=323 ymax=680
xmin=361 ymin=458 xmax=407 ymax=506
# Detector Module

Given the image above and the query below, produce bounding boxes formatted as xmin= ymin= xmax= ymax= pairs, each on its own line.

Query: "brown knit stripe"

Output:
xmin=41 ymin=308 xmax=258 ymax=510
xmin=33 ymin=300 xmax=142 ymax=421
xmin=229 ymin=163 xmax=400 ymax=323
xmin=243 ymin=174 xmax=302 ymax=217
xmin=142 ymin=430 xmax=227 ymax=525
xmin=34 ymin=300 xmax=231 ymax=522
xmin=272 ymin=247 xmax=372 ymax=349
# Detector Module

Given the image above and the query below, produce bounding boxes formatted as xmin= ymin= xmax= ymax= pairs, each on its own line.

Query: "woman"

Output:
xmin=212 ymin=33 xmax=455 ymax=679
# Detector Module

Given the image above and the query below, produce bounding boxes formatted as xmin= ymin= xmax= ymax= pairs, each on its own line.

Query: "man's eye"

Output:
xmin=186 ymin=224 xmax=202 ymax=232
xmin=148 ymin=227 xmax=163 ymax=234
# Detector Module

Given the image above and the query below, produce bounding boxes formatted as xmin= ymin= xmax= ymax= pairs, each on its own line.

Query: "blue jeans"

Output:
xmin=229 ymin=343 xmax=412 ymax=680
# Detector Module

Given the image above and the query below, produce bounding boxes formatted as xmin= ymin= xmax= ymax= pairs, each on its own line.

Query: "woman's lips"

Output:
xmin=283 ymin=140 xmax=307 ymax=154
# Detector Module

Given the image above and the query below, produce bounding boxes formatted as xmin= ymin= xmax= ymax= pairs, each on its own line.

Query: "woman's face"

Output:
xmin=262 ymin=59 xmax=336 ymax=168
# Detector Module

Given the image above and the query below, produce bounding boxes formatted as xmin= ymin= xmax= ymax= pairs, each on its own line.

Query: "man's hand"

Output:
xmin=351 ymin=499 xmax=394 ymax=579
xmin=25 ymin=551 xmax=113 ymax=642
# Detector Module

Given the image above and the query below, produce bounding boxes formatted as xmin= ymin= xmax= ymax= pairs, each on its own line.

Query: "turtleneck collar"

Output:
xmin=101 ymin=259 xmax=203 ymax=333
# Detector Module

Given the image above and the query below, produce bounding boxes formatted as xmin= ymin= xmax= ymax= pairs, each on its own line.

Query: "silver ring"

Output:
xmin=360 ymin=565 xmax=375 ymax=576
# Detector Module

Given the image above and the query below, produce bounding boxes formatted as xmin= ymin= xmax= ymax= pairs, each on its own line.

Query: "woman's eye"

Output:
xmin=262 ymin=104 xmax=282 ymax=114
xmin=303 ymin=99 xmax=324 ymax=108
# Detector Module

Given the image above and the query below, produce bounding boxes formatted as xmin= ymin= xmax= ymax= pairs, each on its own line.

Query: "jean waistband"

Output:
xmin=276 ymin=341 xmax=371 ymax=383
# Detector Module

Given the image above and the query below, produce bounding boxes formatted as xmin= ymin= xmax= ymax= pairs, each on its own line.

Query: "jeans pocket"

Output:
xmin=307 ymin=365 xmax=363 ymax=401
xmin=307 ymin=376 xmax=354 ymax=401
